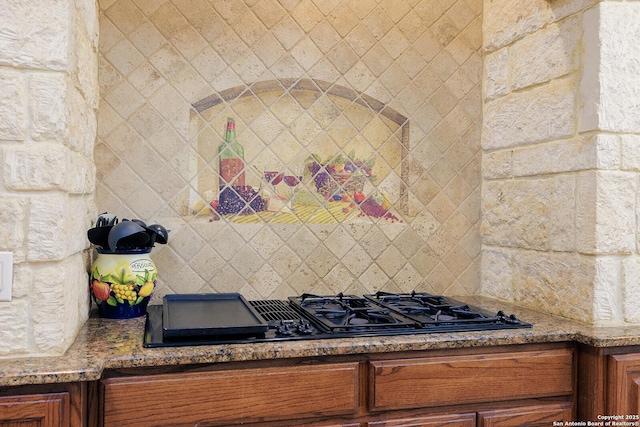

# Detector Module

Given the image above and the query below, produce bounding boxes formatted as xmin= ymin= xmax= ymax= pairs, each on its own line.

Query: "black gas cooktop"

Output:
xmin=143 ymin=291 xmax=531 ymax=348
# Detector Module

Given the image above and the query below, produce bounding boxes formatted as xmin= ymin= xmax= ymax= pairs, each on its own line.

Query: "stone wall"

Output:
xmin=0 ymin=0 xmax=98 ymax=357
xmin=481 ymin=0 xmax=640 ymax=325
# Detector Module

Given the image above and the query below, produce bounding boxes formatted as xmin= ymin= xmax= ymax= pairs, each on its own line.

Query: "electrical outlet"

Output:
xmin=0 ymin=252 xmax=13 ymax=302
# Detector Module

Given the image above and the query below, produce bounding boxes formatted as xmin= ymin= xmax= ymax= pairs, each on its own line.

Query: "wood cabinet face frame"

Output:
xmin=91 ymin=343 xmax=576 ymax=427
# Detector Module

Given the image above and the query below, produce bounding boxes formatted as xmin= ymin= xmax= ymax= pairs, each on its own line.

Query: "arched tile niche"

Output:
xmin=187 ymin=78 xmax=414 ymax=224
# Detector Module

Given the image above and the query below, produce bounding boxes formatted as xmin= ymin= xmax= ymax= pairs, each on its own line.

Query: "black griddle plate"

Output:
xmin=162 ymin=293 xmax=268 ymax=339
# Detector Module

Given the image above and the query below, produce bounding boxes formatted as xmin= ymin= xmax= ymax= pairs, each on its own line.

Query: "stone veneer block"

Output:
xmin=510 ymin=134 xmax=618 ymax=177
xmin=621 ymin=134 xmax=640 ymax=171
xmin=513 ymin=251 xmax=595 ymax=323
xmin=510 ymin=16 xmax=580 ymax=91
xmin=593 ymin=256 xmax=622 ymax=323
xmin=481 ymin=149 xmax=512 ymax=179
xmin=549 ymin=0 xmax=598 ymax=23
xmin=623 ymin=256 xmax=640 ymax=323
xmin=576 ymin=171 xmax=636 ymax=255
xmin=4 ymin=145 xmax=67 ymax=190
xmin=480 ymin=246 xmax=513 ymax=300
xmin=68 ymin=87 xmax=98 ymax=157
xmin=482 ymin=78 xmax=575 ymax=150
xmin=595 ymin=172 xmax=636 ymax=254
xmin=549 ymin=175 xmax=576 ymax=252
xmin=32 ymin=254 xmax=89 ymax=354
xmin=483 ymin=0 xmax=548 ymax=52
xmin=484 ymin=48 xmax=508 ymax=100
xmin=0 ymin=196 xmax=27 ymax=260
xmin=0 ymin=299 xmax=29 ymax=354
xmin=481 ymin=178 xmax=550 ymax=250
xmin=0 ymin=68 xmax=26 ymax=140
xmin=27 ymin=194 xmax=92 ymax=262
xmin=30 ymin=73 xmax=69 ymax=142
xmin=0 ymin=0 xmax=69 ymax=70
xmin=580 ymin=2 xmax=640 ymax=133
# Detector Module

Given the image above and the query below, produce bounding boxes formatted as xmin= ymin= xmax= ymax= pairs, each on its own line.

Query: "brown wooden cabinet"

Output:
xmin=578 ymin=344 xmax=640 ymax=421
xmin=0 ymin=393 xmax=68 ymax=427
xmin=93 ymin=343 xmax=576 ymax=427
xmin=477 ymin=402 xmax=573 ymax=426
xmin=0 ymin=383 xmax=85 ymax=427
xmin=607 ymin=352 xmax=640 ymax=416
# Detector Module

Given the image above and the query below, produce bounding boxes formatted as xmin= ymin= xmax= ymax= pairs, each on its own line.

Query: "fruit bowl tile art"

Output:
xmin=206 ymin=150 xmax=401 ymax=224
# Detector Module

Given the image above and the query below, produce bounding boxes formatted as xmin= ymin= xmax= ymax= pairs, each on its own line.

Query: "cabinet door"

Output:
xmin=477 ymin=402 xmax=572 ymax=427
xmin=0 ymin=393 xmax=69 ymax=427
xmin=367 ymin=412 xmax=475 ymax=426
xmin=608 ymin=353 xmax=640 ymax=415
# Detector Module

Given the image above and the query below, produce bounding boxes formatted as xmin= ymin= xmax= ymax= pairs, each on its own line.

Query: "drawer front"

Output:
xmin=477 ymin=401 xmax=573 ymax=427
xmin=370 ymin=348 xmax=573 ymax=411
xmin=367 ymin=412 xmax=476 ymax=426
xmin=101 ymin=362 xmax=359 ymax=426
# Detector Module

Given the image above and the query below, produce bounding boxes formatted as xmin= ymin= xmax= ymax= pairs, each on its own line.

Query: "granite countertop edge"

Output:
xmin=2 ymin=296 xmax=640 ymax=388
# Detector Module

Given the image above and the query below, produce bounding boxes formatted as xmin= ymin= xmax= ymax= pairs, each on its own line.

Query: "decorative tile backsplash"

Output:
xmin=97 ymin=0 xmax=482 ymax=302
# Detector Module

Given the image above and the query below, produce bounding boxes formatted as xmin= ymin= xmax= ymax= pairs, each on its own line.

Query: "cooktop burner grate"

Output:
xmin=142 ymin=292 xmax=532 ymax=348
xmin=249 ymin=300 xmax=302 ymax=322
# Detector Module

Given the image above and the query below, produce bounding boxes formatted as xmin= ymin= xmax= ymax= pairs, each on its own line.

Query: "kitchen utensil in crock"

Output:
xmin=147 ymin=224 xmax=169 ymax=244
xmin=131 ymin=219 xmax=147 ymax=228
xmin=88 ymin=213 xmax=119 ymax=248
xmin=107 ymin=220 xmax=150 ymax=252
xmin=144 ymin=226 xmax=158 ymax=248
xmin=87 ymin=225 xmax=112 ymax=248
xmin=97 ymin=213 xmax=118 ymax=227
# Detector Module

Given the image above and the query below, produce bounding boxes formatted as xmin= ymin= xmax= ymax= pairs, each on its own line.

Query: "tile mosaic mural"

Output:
xmin=189 ymin=78 xmax=408 ymax=224
xmin=97 ymin=0 xmax=482 ymax=301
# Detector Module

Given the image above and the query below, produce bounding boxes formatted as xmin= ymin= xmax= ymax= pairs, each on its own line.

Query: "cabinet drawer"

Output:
xmin=477 ymin=401 xmax=573 ymax=426
xmin=367 ymin=412 xmax=476 ymax=426
xmin=370 ymin=349 xmax=573 ymax=411
xmin=101 ymin=362 xmax=359 ymax=426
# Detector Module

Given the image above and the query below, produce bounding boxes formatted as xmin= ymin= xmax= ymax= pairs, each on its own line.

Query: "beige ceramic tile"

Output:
xmin=415 ymin=0 xmax=444 ymax=26
xmin=104 ymin=1 xmax=145 ymax=35
xmin=130 ymin=0 xmax=163 ymax=16
xmin=251 ymin=0 xmax=286 ymax=29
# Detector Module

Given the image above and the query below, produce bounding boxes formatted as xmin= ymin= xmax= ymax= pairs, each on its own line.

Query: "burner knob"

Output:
xmin=276 ymin=322 xmax=294 ymax=336
xmin=497 ymin=311 xmax=521 ymax=324
xmin=297 ymin=321 xmax=315 ymax=335
xmin=506 ymin=314 xmax=521 ymax=324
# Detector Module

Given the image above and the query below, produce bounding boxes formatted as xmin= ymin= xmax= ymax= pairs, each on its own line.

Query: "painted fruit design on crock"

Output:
xmin=91 ymin=277 xmax=111 ymax=301
xmin=90 ymin=264 xmax=156 ymax=307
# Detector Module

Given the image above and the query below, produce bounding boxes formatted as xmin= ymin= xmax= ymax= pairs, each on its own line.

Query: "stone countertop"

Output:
xmin=3 ymin=296 xmax=640 ymax=388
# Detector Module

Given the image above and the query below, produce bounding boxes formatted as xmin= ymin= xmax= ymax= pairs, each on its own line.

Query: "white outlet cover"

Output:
xmin=0 ymin=252 xmax=13 ymax=301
